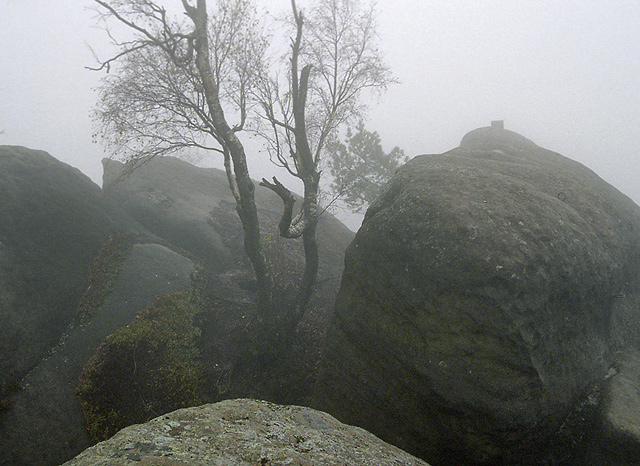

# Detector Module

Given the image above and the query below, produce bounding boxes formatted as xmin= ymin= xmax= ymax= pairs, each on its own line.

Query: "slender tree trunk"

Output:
xmin=296 ymin=174 xmax=320 ymax=313
xmin=186 ymin=0 xmax=273 ymax=318
xmin=298 ymin=221 xmax=318 ymax=309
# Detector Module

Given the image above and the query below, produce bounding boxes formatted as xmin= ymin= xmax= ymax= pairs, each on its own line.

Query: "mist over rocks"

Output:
xmin=103 ymin=157 xmax=241 ymax=272
xmin=0 ymin=146 xmax=142 ymax=399
xmin=0 ymin=148 xmax=354 ymax=466
xmin=62 ymin=399 xmax=430 ymax=466
xmin=313 ymin=126 xmax=640 ymax=465
xmin=102 ymin=156 xmax=353 ymax=275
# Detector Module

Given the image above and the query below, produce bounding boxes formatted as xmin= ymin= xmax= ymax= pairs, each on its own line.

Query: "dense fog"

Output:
xmin=1 ymin=0 xmax=639 ymax=229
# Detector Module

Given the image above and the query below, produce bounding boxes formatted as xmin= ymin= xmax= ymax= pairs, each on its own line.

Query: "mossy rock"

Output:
xmin=314 ymin=127 xmax=640 ymax=465
xmin=76 ymin=292 xmax=202 ymax=441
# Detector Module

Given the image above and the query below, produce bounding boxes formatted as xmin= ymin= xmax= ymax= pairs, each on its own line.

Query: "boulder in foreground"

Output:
xmin=62 ymin=399 xmax=430 ymax=466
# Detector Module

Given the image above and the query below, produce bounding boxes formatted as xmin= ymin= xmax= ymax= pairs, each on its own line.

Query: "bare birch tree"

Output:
xmin=258 ymin=0 xmax=395 ymax=319
xmin=92 ymin=0 xmax=274 ymax=319
xmin=91 ymin=0 xmax=394 ymax=331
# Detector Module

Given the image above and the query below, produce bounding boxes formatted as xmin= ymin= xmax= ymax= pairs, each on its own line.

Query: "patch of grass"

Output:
xmin=75 ymin=291 xmax=202 ymax=441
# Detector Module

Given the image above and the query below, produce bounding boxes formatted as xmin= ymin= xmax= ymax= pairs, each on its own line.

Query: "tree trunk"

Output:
xmin=298 ymin=219 xmax=318 ymax=311
xmin=290 ymin=172 xmax=320 ymax=326
xmin=187 ymin=0 xmax=273 ymax=318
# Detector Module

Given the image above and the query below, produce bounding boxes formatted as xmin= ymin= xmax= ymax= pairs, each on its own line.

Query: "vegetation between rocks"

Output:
xmin=76 ymin=291 xmax=201 ymax=441
xmin=75 ymin=230 xmax=137 ymax=323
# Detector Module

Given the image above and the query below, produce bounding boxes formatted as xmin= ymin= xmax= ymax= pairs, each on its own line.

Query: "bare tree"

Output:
xmin=258 ymin=0 xmax=395 ymax=318
xmin=92 ymin=0 xmax=274 ymax=319
xmin=91 ymin=0 xmax=394 ymax=330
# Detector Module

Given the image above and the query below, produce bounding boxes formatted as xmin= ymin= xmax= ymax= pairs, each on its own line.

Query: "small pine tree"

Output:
xmin=328 ymin=122 xmax=408 ymax=213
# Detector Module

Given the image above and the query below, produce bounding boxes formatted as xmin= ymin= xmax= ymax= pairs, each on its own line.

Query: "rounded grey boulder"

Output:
xmin=313 ymin=126 xmax=640 ymax=465
xmin=62 ymin=399 xmax=430 ymax=466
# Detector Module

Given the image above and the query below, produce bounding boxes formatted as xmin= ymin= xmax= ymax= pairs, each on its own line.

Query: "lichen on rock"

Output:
xmin=62 ymin=399 xmax=430 ymax=466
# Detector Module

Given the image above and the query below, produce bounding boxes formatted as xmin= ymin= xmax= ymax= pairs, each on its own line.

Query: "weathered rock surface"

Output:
xmin=63 ymin=399 xmax=430 ymax=466
xmin=103 ymin=157 xmax=239 ymax=271
xmin=0 ymin=243 xmax=195 ymax=466
xmin=574 ymin=351 xmax=640 ymax=465
xmin=313 ymin=126 xmax=640 ymax=465
xmin=0 ymin=146 xmax=141 ymax=399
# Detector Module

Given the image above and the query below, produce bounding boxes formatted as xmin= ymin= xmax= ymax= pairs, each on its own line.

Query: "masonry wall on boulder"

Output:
xmin=313 ymin=126 xmax=640 ymax=465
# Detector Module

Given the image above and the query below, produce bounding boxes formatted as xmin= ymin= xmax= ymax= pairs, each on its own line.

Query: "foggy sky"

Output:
xmin=1 ymin=0 xmax=639 ymax=230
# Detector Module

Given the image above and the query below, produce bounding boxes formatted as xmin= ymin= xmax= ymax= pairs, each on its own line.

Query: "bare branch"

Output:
xmin=86 ymin=42 xmax=149 ymax=72
xmin=259 ymin=177 xmax=306 ymax=238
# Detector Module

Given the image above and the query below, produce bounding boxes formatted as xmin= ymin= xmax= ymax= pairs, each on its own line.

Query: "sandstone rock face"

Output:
xmin=62 ymin=399 xmax=430 ymax=466
xmin=103 ymin=157 xmax=240 ymax=271
xmin=576 ymin=351 xmax=640 ymax=466
xmin=0 ymin=243 xmax=195 ymax=466
xmin=0 ymin=146 xmax=140 ymax=399
xmin=313 ymin=127 xmax=640 ymax=465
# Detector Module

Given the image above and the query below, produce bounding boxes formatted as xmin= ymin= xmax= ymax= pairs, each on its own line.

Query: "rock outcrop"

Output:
xmin=0 ymin=146 xmax=141 ymax=400
xmin=0 ymin=241 xmax=196 ymax=466
xmin=62 ymin=399 xmax=430 ymax=466
xmin=0 ymin=149 xmax=354 ymax=466
xmin=103 ymin=157 xmax=240 ymax=271
xmin=313 ymin=126 xmax=640 ymax=465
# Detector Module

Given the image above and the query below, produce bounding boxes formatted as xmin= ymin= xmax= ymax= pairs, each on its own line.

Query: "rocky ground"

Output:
xmin=62 ymin=399 xmax=430 ymax=466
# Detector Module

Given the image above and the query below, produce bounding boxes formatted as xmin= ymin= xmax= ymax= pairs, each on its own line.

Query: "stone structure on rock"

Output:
xmin=62 ymin=399 xmax=430 ymax=466
xmin=313 ymin=126 xmax=640 ymax=465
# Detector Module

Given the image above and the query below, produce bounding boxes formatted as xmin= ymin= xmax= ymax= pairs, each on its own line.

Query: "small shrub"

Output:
xmin=76 ymin=291 xmax=201 ymax=441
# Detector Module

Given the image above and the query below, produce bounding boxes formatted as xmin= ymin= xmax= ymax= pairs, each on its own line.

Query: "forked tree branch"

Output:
xmin=259 ymin=177 xmax=306 ymax=238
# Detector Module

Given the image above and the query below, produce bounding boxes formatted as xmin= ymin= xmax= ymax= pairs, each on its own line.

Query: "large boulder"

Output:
xmin=0 ymin=147 xmax=202 ymax=466
xmin=0 ymin=241 xmax=196 ymax=466
xmin=62 ymin=399 xmax=430 ymax=466
xmin=0 ymin=146 xmax=140 ymax=400
xmin=103 ymin=157 xmax=239 ymax=271
xmin=313 ymin=126 xmax=640 ymax=465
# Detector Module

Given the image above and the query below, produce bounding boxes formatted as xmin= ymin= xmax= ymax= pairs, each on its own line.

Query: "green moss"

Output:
xmin=76 ymin=291 xmax=202 ymax=441
xmin=75 ymin=230 xmax=137 ymax=322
